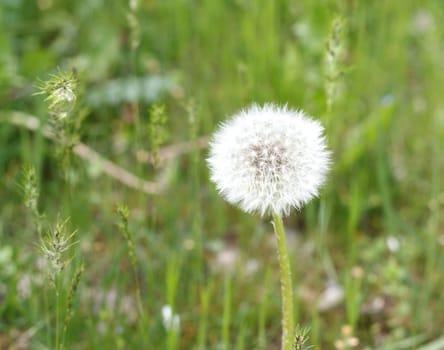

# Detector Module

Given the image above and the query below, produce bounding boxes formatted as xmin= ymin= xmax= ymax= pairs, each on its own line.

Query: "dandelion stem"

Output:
xmin=272 ymin=213 xmax=294 ymax=350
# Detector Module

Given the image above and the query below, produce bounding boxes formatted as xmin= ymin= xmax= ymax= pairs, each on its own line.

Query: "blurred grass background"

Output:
xmin=1 ymin=0 xmax=444 ymax=349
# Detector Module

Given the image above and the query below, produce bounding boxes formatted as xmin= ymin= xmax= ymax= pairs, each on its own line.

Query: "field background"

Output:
xmin=1 ymin=1 xmax=444 ymax=349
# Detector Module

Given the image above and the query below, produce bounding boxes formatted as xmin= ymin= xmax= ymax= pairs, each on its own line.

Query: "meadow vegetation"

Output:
xmin=1 ymin=1 xmax=443 ymax=349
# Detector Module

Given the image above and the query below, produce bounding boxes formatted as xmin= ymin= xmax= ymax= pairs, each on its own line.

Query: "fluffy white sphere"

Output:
xmin=207 ymin=104 xmax=330 ymax=216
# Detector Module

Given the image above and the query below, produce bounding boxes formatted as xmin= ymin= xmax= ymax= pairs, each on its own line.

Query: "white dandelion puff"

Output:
xmin=207 ymin=103 xmax=331 ymax=216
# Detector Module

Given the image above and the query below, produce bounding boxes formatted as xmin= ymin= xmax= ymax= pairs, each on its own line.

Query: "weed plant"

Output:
xmin=1 ymin=1 xmax=444 ymax=349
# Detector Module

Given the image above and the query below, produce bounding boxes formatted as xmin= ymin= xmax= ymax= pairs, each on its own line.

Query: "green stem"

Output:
xmin=44 ymin=285 xmax=51 ymax=348
xmin=55 ymin=277 xmax=61 ymax=350
xmin=134 ymin=269 xmax=149 ymax=347
xmin=272 ymin=214 xmax=295 ymax=350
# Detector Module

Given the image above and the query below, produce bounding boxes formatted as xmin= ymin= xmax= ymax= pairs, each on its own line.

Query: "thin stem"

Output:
xmin=222 ymin=275 xmax=232 ymax=350
xmin=44 ymin=285 xmax=51 ymax=348
xmin=134 ymin=267 xmax=149 ymax=346
xmin=272 ymin=214 xmax=295 ymax=350
xmin=55 ymin=277 xmax=61 ymax=350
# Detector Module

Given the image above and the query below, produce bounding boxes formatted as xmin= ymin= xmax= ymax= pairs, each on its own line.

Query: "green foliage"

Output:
xmin=294 ymin=325 xmax=313 ymax=350
xmin=21 ymin=165 xmax=44 ymax=236
xmin=1 ymin=0 xmax=444 ymax=349
xmin=64 ymin=263 xmax=84 ymax=331
xmin=117 ymin=204 xmax=138 ymax=269
xmin=148 ymin=104 xmax=169 ymax=166
xmin=39 ymin=217 xmax=76 ymax=279
xmin=35 ymin=69 xmax=84 ymax=175
xmin=324 ymin=15 xmax=347 ymax=113
xmin=35 ymin=69 xmax=78 ymax=119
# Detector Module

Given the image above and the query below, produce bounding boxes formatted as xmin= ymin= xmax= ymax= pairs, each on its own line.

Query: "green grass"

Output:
xmin=1 ymin=0 xmax=444 ymax=349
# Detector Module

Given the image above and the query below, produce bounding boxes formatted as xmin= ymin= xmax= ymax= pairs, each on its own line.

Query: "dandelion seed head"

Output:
xmin=207 ymin=103 xmax=330 ymax=216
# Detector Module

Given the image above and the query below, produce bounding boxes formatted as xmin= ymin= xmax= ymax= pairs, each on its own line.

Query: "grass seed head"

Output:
xmin=39 ymin=217 xmax=77 ymax=279
xmin=36 ymin=69 xmax=78 ymax=120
